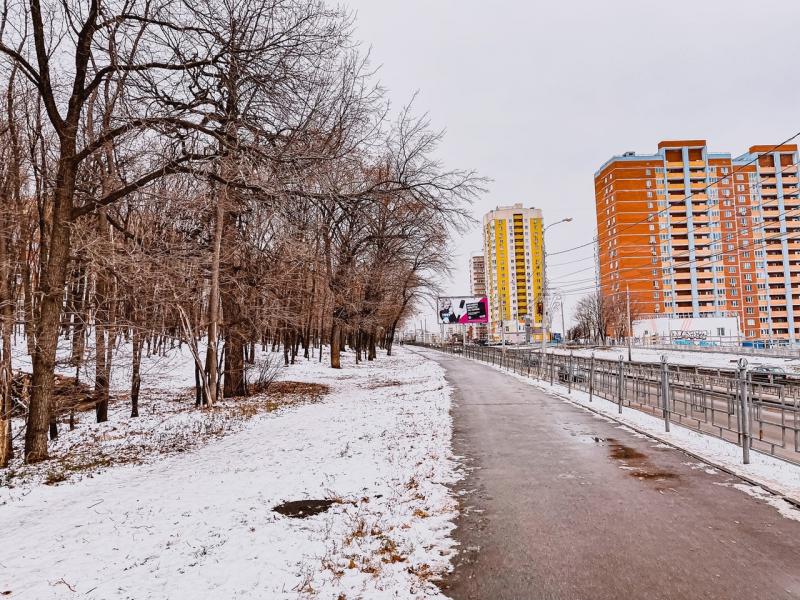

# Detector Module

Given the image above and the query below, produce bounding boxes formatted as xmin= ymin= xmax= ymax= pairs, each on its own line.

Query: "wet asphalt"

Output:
xmin=433 ymin=353 xmax=800 ymax=600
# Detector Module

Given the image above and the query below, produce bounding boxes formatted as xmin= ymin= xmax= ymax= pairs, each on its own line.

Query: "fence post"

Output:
xmin=738 ymin=358 xmax=751 ymax=464
xmin=589 ymin=352 xmax=595 ymax=402
xmin=568 ymin=351 xmax=573 ymax=394
xmin=549 ymin=352 xmax=554 ymax=386
xmin=527 ymin=348 xmax=532 ymax=377
xmin=617 ymin=355 xmax=623 ymax=414
xmin=660 ymin=355 xmax=670 ymax=432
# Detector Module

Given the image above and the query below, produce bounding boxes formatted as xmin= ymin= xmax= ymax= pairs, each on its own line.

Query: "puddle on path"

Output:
xmin=586 ymin=436 xmax=679 ymax=483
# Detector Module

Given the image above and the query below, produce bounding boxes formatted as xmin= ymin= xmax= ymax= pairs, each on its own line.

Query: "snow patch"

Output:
xmin=2 ymin=347 xmax=461 ymax=599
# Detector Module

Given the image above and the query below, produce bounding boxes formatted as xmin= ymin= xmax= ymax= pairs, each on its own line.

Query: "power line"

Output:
xmin=549 ymin=154 xmax=800 ymax=284
xmin=547 ymin=132 xmax=800 ymax=258
xmin=555 ymin=220 xmax=800 ymax=298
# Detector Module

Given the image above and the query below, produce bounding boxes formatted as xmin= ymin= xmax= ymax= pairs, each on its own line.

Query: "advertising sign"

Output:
xmin=437 ymin=296 xmax=489 ymax=324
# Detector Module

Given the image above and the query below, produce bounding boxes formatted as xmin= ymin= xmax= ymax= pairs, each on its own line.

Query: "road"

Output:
xmin=432 ymin=352 xmax=800 ymax=600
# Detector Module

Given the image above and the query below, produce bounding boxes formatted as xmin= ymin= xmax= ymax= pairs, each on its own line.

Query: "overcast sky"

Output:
xmin=340 ymin=0 xmax=800 ymax=329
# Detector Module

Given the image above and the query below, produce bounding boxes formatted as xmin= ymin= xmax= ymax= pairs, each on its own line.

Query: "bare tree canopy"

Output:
xmin=0 ymin=0 xmax=484 ymax=463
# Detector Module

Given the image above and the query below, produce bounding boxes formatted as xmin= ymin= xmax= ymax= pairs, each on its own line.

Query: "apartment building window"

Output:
xmin=745 ymin=284 xmax=753 ymax=291
xmin=746 ymin=307 xmax=755 ymax=315
xmin=731 ymin=301 xmax=739 ymax=307
xmin=745 ymin=296 xmax=753 ymax=303
xmin=744 ymin=273 xmax=752 ymax=281
xmin=653 ymin=292 xmax=659 ymax=299
xmin=646 ymin=169 xmax=652 ymax=176
xmin=728 ymin=267 xmax=736 ymax=273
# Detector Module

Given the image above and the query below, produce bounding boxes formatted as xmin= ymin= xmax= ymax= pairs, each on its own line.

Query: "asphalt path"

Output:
xmin=432 ymin=352 xmax=800 ymax=600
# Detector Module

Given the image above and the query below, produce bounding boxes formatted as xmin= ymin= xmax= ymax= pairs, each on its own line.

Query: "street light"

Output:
xmin=541 ymin=218 xmax=573 ymax=357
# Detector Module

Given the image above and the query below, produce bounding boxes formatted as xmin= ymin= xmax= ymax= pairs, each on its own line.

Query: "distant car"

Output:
xmin=558 ymin=364 xmax=589 ymax=384
xmin=750 ymin=365 xmax=787 ymax=384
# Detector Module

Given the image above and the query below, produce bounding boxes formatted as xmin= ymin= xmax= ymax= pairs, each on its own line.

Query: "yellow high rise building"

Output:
xmin=482 ymin=204 xmax=545 ymax=343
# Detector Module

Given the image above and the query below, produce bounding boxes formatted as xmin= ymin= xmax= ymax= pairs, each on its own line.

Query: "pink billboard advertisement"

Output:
xmin=437 ymin=296 xmax=489 ymax=324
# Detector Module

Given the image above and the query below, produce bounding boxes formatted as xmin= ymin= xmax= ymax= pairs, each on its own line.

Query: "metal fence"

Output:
xmin=420 ymin=343 xmax=800 ymax=466
xmin=608 ymin=341 xmax=800 ymax=360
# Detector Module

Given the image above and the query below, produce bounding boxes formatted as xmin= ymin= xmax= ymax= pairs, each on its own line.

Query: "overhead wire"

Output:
xmin=545 ymin=131 xmax=800 ymax=258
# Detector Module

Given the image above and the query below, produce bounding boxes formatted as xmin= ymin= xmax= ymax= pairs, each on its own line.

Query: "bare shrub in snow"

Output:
xmin=248 ymin=355 xmax=284 ymax=396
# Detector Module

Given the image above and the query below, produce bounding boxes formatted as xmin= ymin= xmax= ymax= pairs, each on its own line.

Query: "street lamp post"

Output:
xmin=540 ymin=218 xmax=573 ymax=357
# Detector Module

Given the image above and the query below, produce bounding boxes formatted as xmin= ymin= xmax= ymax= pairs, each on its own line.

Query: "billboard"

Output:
xmin=437 ymin=296 xmax=489 ymax=324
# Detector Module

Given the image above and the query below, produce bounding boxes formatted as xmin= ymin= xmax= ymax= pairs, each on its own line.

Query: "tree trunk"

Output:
xmin=131 ymin=325 xmax=142 ymax=417
xmin=69 ymin=265 xmax=87 ymax=366
xmin=0 ymin=228 xmax=13 ymax=466
xmin=368 ymin=330 xmax=377 ymax=361
xmin=330 ymin=320 xmax=341 ymax=369
xmin=205 ymin=200 xmax=225 ymax=408
xmin=94 ymin=211 xmax=111 ymax=424
xmin=25 ymin=156 xmax=77 ymax=462
xmin=221 ymin=284 xmax=247 ymax=397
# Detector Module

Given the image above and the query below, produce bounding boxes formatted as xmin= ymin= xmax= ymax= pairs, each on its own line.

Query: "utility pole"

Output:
xmin=560 ymin=295 xmax=566 ymax=346
xmin=500 ymin=293 xmax=506 ymax=355
xmin=540 ymin=285 xmax=547 ymax=356
xmin=626 ymin=284 xmax=632 ymax=362
xmin=541 ymin=217 xmax=573 ymax=355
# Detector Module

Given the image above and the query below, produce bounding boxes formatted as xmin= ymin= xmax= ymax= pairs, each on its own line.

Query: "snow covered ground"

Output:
xmin=10 ymin=334 xmax=204 ymax=393
xmin=508 ymin=345 xmax=800 ymax=371
xmin=2 ymin=348 xmax=460 ymax=599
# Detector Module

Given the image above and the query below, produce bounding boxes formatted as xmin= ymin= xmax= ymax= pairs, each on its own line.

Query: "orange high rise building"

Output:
xmin=595 ymin=140 xmax=800 ymax=344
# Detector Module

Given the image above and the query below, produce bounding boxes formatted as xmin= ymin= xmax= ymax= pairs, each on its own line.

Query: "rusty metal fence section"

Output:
xmin=422 ymin=343 xmax=800 ymax=466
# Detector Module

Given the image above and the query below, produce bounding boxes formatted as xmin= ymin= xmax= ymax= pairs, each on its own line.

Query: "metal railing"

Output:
xmin=418 ymin=343 xmax=800 ymax=466
xmin=608 ymin=341 xmax=800 ymax=360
